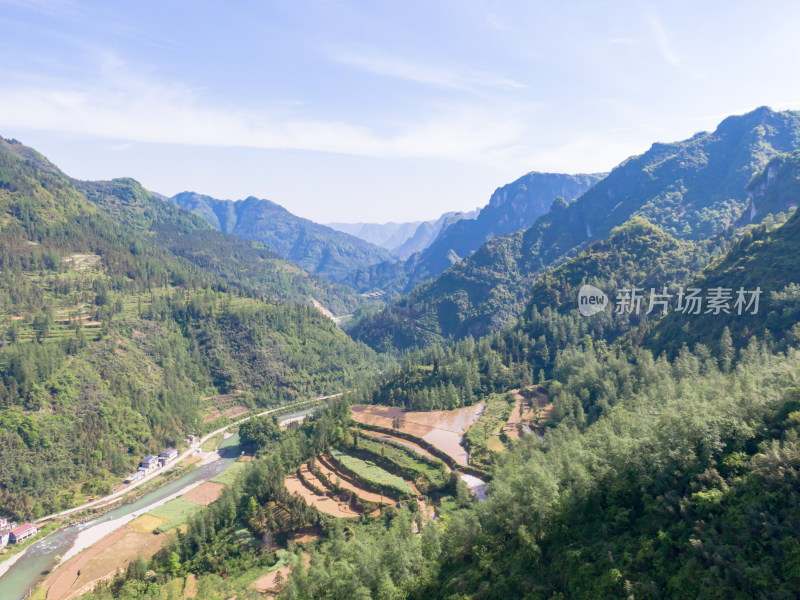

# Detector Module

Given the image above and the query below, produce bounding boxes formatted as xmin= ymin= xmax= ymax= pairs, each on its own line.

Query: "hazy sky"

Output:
xmin=2 ymin=1 xmax=800 ymax=222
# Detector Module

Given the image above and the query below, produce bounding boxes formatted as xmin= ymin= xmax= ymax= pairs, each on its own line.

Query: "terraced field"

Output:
xmin=354 ymin=435 xmax=447 ymax=486
xmin=284 ymin=468 xmax=359 ymax=518
xmin=329 ymin=449 xmax=413 ymax=496
xmin=350 ymin=404 xmax=483 ymax=466
xmin=360 ymin=431 xmax=443 ymax=464
xmin=315 ymin=455 xmax=390 ymax=504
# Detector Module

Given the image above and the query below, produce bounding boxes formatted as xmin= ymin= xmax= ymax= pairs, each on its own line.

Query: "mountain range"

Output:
xmin=349 ymin=106 xmax=800 ymax=352
xmin=169 ymin=192 xmax=395 ymax=284
xmin=338 ymin=171 xmax=603 ymax=297
xmin=326 ymin=208 xmax=479 ymax=258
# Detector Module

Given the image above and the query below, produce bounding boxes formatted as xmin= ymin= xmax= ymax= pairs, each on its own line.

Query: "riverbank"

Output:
xmin=1 ymin=395 xmax=339 ymax=600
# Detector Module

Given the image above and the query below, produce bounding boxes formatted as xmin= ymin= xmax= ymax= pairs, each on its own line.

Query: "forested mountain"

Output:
xmin=339 ymin=172 xmax=602 ymax=297
xmin=0 ymin=137 xmax=382 ymax=520
xmin=651 ymin=205 xmax=800 ymax=357
xmin=412 ymin=171 xmax=604 ymax=276
xmin=170 ymin=191 xmax=394 ymax=283
xmin=363 ymin=217 xmax=721 ymax=404
xmin=351 ymin=107 xmax=800 ymax=352
xmin=77 ymin=178 xmax=363 ymax=316
xmin=80 ymin=172 xmax=800 ymax=599
xmin=738 ymin=149 xmax=800 ymax=225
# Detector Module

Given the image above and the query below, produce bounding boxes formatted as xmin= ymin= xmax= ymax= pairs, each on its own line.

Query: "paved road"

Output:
xmin=34 ymin=394 xmax=341 ymax=524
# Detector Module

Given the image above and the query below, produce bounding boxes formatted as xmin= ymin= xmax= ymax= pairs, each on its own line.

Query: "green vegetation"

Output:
xmin=0 ymin=137 xmax=384 ymax=521
xmin=461 ymin=393 xmax=513 ymax=468
xmin=210 ymin=461 xmax=247 ymax=486
xmin=170 ymin=191 xmax=395 ymax=285
xmin=12 ymin=108 xmax=800 ymax=600
xmin=351 ymin=107 xmax=800 ymax=353
xmin=148 ymin=497 xmax=205 ymax=532
xmin=328 ymin=449 xmax=412 ymax=497
xmin=351 ymin=433 xmax=447 ymax=490
xmin=651 ymin=205 xmax=800 ymax=356
xmin=200 ymin=435 xmax=222 ymax=452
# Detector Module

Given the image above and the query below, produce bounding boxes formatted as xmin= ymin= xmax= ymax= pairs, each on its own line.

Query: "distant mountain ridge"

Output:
xmin=391 ymin=209 xmax=479 ymax=257
xmin=338 ymin=171 xmax=603 ymax=296
xmin=170 ymin=192 xmax=395 ymax=283
xmin=327 ymin=208 xmax=480 ymax=257
xmin=350 ymin=106 xmax=800 ymax=352
xmin=325 ymin=220 xmax=423 ymax=252
xmin=415 ymin=171 xmax=605 ymax=276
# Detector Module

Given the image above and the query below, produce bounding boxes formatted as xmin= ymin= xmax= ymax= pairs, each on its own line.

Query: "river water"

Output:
xmin=0 ymin=434 xmax=241 ymax=600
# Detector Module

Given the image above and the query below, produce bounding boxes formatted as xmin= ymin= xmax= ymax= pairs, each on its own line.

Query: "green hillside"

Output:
xmin=650 ymin=207 xmax=800 ymax=357
xmin=351 ymin=107 xmax=800 ymax=353
xmin=170 ymin=191 xmax=395 ymax=284
xmin=77 ymin=178 xmax=363 ymax=316
xmin=0 ymin=137 xmax=382 ymax=520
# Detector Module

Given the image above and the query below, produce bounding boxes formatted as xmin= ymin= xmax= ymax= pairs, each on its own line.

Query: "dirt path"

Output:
xmin=250 ymin=552 xmax=311 ymax=598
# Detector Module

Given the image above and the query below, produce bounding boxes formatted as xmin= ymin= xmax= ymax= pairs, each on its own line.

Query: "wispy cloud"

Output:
xmin=641 ymin=3 xmax=681 ymax=69
xmin=327 ymin=47 xmax=526 ymax=91
xmin=0 ymin=57 xmax=532 ymax=167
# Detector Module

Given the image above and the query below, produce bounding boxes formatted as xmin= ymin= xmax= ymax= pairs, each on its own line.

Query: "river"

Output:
xmin=0 ymin=434 xmax=241 ymax=600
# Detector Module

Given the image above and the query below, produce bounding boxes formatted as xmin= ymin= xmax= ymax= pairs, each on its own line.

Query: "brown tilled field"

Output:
xmin=350 ymin=404 xmax=483 ymax=466
xmin=182 ymin=481 xmax=226 ymax=506
xmin=42 ymin=523 xmax=170 ymax=600
xmin=284 ymin=469 xmax=359 ymax=518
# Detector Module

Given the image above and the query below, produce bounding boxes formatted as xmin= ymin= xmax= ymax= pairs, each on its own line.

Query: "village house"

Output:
xmin=9 ymin=523 xmax=38 ymax=543
xmin=158 ymin=447 xmax=179 ymax=466
xmin=139 ymin=455 xmax=159 ymax=470
xmin=0 ymin=525 xmax=11 ymax=548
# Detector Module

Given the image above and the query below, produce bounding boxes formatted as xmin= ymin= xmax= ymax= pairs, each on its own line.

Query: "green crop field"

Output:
xmin=355 ymin=435 xmax=446 ymax=485
xmin=147 ymin=497 xmax=205 ymax=532
xmin=330 ymin=449 xmax=412 ymax=496
xmin=211 ymin=461 xmax=247 ymax=486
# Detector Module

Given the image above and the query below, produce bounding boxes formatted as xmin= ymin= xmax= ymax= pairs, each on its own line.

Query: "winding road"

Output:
xmin=33 ymin=393 xmax=341 ymax=525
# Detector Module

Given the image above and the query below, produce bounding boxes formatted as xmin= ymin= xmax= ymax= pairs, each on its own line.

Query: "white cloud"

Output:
xmin=0 ymin=65 xmax=535 ymax=168
xmin=327 ymin=47 xmax=526 ymax=91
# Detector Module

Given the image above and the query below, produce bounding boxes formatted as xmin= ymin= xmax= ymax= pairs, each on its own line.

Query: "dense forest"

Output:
xmin=75 ymin=153 xmax=800 ymax=599
xmin=0 ymin=138 xmax=383 ymax=520
xmin=3 ymin=107 xmax=800 ymax=600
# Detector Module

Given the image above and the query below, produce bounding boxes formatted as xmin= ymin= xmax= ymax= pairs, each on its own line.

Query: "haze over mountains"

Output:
xmin=326 ymin=209 xmax=479 ymax=258
xmin=349 ymin=106 xmax=800 ymax=352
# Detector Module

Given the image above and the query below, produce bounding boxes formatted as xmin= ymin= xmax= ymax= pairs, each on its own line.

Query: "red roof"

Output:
xmin=11 ymin=523 xmax=36 ymax=535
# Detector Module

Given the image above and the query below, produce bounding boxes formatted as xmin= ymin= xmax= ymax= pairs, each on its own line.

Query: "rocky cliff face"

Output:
xmin=411 ymin=171 xmax=606 ymax=276
xmin=739 ymin=150 xmax=800 ymax=225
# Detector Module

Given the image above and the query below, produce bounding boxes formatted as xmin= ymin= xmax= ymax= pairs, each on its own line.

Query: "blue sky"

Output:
xmin=2 ymin=1 xmax=800 ymax=222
